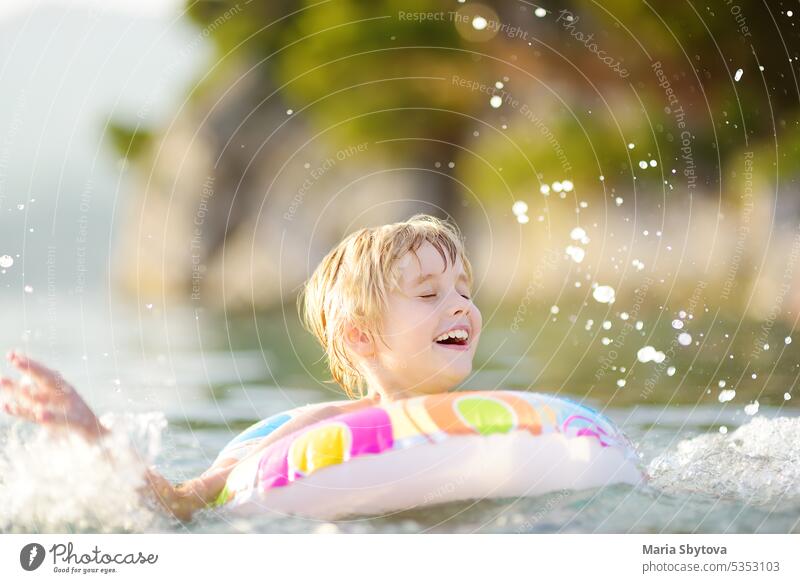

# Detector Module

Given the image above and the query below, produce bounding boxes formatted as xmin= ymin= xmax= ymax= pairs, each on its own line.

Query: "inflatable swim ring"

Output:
xmin=211 ymin=390 xmax=642 ymax=519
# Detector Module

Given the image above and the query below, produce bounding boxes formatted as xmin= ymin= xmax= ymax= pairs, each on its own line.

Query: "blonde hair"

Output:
xmin=298 ymin=214 xmax=474 ymax=398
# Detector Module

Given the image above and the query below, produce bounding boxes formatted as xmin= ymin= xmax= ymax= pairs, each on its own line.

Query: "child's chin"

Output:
xmin=438 ymin=362 xmax=472 ymax=385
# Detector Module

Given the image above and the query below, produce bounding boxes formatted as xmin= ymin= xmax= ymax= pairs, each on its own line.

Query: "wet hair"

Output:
xmin=298 ymin=214 xmax=473 ymax=398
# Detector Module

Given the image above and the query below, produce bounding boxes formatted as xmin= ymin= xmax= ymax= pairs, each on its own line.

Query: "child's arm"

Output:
xmin=154 ymin=403 xmax=354 ymax=521
xmin=0 ymin=351 xmax=353 ymax=522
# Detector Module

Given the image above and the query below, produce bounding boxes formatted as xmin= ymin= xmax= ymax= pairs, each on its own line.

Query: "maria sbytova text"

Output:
xmin=643 ymin=545 xmax=727 ymax=557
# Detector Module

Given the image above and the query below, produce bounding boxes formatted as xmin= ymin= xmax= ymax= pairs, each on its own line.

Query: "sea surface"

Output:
xmin=0 ymin=297 xmax=798 ymax=534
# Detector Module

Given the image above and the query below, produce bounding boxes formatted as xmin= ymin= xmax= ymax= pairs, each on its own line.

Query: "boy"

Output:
xmin=0 ymin=214 xmax=482 ymax=521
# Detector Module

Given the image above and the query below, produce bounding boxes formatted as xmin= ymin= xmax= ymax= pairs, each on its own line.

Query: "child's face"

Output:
xmin=366 ymin=242 xmax=482 ymax=397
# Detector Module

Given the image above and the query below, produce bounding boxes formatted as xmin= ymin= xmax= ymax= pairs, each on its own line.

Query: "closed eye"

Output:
xmin=419 ymin=294 xmax=437 ymax=299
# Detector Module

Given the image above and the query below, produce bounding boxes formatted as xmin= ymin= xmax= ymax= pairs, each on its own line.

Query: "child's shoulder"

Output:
xmin=304 ymin=396 xmax=376 ymax=417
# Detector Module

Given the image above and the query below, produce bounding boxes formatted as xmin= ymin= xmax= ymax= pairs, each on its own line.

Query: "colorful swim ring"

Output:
xmin=211 ymin=390 xmax=642 ymax=519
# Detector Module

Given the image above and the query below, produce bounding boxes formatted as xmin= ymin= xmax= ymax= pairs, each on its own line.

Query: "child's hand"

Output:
xmin=0 ymin=350 xmax=108 ymax=441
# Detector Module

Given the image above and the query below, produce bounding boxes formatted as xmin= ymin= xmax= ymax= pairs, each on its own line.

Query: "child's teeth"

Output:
xmin=435 ymin=329 xmax=469 ymax=342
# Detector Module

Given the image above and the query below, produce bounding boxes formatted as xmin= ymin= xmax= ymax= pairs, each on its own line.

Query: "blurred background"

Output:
xmin=2 ymin=0 xmax=800 ymax=534
xmin=0 ymin=0 xmax=799 ymax=451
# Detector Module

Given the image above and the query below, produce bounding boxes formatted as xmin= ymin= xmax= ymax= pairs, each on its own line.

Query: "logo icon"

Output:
xmin=20 ymin=543 xmax=46 ymax=571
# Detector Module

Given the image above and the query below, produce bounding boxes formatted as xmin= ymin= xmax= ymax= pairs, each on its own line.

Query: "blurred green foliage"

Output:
xmin=106 ymin=123 xmax=153 ymax=160
xmin=181 ymin=0 xmax=799 ymax=208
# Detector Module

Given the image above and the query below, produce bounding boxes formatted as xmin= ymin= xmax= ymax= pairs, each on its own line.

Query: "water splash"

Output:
xmin=0 ymin=412 xmax=169 ymax=532
xmin=647 ymin=417 xmax=800 ymax=505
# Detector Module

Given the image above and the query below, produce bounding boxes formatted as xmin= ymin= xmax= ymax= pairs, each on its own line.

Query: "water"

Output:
xmin=0 ymin=298 xmax=798 ymax=533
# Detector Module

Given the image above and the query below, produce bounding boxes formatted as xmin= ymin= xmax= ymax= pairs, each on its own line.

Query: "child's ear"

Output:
xmin=344 ymin=322 xmax=374 ymax=357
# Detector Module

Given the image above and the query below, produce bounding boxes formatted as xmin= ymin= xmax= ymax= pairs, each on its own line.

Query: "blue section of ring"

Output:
xmin=225 ymin=413 xmax=293 ymax=448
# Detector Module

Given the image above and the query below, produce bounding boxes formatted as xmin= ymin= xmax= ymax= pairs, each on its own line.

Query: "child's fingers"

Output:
xmin=1 ymin=380 xmax=49 ymax=416
xmin=8 ymin=352 xmax=69 ymax=394
xmin=1 ymin=398 xmax=37 ymax=422
xmin=0 ymin=375 xmax=54 ymax=424
xmin=1 ymin=377 xmax=48 ymax=405
xmin=0 ymin=377 xmax=20 ymax=404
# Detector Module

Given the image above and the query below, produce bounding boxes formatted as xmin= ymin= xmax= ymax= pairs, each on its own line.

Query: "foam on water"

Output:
xmin=647 ymin=416 xmax=800 ymax=506
xmin=0 ymin=412 xmax=169 ymax=532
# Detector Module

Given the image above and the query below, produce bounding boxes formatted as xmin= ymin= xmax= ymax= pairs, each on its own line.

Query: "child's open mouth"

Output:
xmin=433 ymin=328 xmax=470 ymax=350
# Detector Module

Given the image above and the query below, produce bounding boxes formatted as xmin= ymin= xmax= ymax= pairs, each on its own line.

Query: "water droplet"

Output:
xmin=667 ymin=366 xmax=676 ymax=376
xmin=495 ymin=81 xmax=504 ymax=89
xmin=615 ymin=196 xmax=624 ymax=206
xmin=472 ymin=16 xmax=488 ymax=30
xmin=719 ymin=426 xmax=728 ymax=434
xmin=627 ymin=142 xmax=635 ymax=149
xmin=512 ymin=201 xmax=528 ymax=215
xmin=718 ymin=380 xmax=726 ymax=388
xmin=0 ymin=255 xmax=13 ymax=268
xmin=637 ymin=345 xmax=665 ymax=363
xmin=616 ymin=379 xmax=626 ymax=388
xmin=565 ymin=245 xmax=585 ymax=263
xmin=489 ymin=95 xmax=503 ymax=108
xmin=635 ymin=321 xmax=644 ymax=331
xmin=516 ymin=214 xmax=529 ymax=224
xmin=550 ymin=305 xmax=560 ymax=315
xmin=649 ymin=159 xmax=657 ymax=167
xmin=672 ymin=319 xmax=684 ymax=330
xmin=638 ymin=160 xmax=648 ymax=169
xmin=570 ymin=226 xmax=586 ymax=240
xmin=718 ymin=389 xmax=736 ymax=403
xmin=620 ymin=312 xmax=629 ymax=320
xmin=677 ymin=332 xmax=692 ymax=346
xmin=785 ymin=336 xmax=792 ymax=344
xmin=592 ymin=285 xmax=616 ymax=304
xmin=734 ymin=68 xmax=743 ymax=82
xmin=534 ymin=7 xmax=547 ymax=17
xmin=601 ymin=337 xmax=612 ymax=345
xmin=539 ymin=184 xmax=550 ymax=195
xmin=562 ymin=179 xmax=574 ymax=192
xmin=744 ymin=400 xmax=759 ymax=416
xmin=785 ymin=392 xmax=792 ymax=401
xmin=602 ymin=320 xmax=612 ymax=330
xmin=23 ymin=285 xmax=33 ymax=294
xmin=286 ymin=109 xmax=293 ymax=115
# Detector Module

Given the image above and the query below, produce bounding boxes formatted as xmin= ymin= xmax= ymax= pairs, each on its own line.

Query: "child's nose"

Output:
xmin=447 ymin=290 xmax=471 ymax=315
